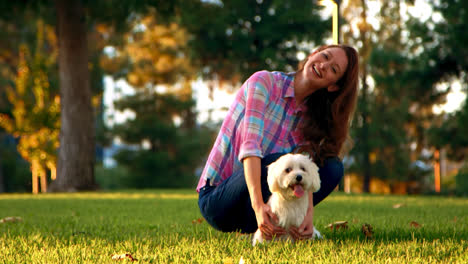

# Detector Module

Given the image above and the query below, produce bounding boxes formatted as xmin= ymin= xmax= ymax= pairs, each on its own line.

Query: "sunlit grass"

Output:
xmin=1 ymin=191 xmax=467 ymax=263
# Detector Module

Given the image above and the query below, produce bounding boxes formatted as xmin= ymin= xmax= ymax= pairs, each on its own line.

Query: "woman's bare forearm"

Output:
xmin=243 ymin=156 xmax=263 ymax=210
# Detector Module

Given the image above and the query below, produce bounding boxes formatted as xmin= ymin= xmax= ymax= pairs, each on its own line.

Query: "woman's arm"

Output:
xmin=244 ymin=156 xmax=286 ymax=238
xmin=244 ymin=156 xmax=264 ymax=211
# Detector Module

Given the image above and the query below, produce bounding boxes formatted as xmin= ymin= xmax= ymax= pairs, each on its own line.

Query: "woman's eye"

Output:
xmin=322 ymin=53 xmax=328 ymax=59
xmin=332 ymin=67 xmax=337 ymax=74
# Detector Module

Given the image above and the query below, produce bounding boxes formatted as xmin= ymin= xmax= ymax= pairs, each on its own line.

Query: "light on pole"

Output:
xmin=318 ymin=0 xmax=340 ymax=44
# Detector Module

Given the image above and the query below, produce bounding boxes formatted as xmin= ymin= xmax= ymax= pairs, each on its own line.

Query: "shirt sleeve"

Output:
xmin=238 ymin=71 xmax=273 ymax=161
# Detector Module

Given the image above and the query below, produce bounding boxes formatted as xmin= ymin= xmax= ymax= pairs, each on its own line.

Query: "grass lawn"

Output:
xmin=0 ymin=190 xmax=467 ymax=263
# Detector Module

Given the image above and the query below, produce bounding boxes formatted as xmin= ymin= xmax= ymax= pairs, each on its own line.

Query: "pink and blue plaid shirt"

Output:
xmin=196 ymin=70 xmax=307 ymax=192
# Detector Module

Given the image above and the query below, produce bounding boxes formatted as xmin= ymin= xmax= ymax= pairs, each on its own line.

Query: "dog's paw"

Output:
xmin=313 ymin=227 xmax=323 ymax=239
xmin=252 ymin=230 xmax=263 ymax=246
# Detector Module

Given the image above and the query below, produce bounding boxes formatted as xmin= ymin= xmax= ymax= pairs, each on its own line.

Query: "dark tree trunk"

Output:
xmin=0 ymin=147 xmax=4 ymax=193
xmin=50 ymin=0 xmax=97 ymax=192
xmin=361 ymin=68 xmax=371 ymax=193
xmin=360 ymin=0 xmax=371 ymax=193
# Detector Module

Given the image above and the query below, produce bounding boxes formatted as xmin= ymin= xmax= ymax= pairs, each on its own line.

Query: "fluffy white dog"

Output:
xmin=252 ymin=153 xmax=322 ymax=246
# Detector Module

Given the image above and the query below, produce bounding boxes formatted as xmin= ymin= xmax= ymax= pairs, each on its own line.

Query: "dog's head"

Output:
xmin=267 ymin=153 xmax=320 ymax=199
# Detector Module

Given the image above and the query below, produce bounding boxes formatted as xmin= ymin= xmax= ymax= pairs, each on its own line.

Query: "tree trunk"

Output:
xmin=0 ymin=150 xmax=4 ymax=193
xmin=361 ymin=68 xmax=371 ymax=193
xmin=360 ymin=0 xmax=371 ymax=193
xmin=49 ymin=0 xmax=97 ymax=192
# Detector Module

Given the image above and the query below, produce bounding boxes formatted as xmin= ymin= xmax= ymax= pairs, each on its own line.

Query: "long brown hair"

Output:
xmin=298 ymin=44 xmax=359 ymax=165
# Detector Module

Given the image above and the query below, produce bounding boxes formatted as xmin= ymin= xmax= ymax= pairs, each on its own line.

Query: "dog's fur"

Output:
xmin=252 ymin=153 xmax=322 ymax=246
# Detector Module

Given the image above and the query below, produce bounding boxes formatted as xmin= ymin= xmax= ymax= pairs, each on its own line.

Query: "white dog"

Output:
xmin=252 ymin=153 xmax=322 ymax=246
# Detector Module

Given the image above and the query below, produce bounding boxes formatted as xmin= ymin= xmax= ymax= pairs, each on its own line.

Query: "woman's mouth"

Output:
xmin=312 ymin=64 xmax=322 ymax=78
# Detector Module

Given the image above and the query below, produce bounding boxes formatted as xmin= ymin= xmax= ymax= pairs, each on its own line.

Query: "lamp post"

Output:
xmin=318 ymin=0 xmax=341 ymax=44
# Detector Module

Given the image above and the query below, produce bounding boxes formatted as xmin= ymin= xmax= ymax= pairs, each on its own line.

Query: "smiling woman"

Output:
xmin=296 ymin=45 xmax=359 ymax=166
xmin=197 ymin=44 xmax=359 ymax=241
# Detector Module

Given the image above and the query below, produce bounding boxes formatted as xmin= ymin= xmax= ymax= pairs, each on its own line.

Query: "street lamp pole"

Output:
xmin=334 ymin=0 xmax=340 ymax=44
xmin=319 ymin=0 xmax=341 ymax=44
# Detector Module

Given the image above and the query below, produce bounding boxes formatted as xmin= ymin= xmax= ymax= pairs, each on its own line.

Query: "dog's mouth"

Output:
xmin=289 ymin=184 xmax=305 ymax=198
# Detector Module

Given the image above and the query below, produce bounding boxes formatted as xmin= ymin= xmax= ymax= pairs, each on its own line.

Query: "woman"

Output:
xmin=197 ymin=44 xmax=359 ymax=240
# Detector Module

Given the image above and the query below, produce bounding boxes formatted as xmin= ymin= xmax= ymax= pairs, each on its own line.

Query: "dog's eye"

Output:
xmin=301 ymin=166 xmax=306 ymax=172
xmin=285 ymin=167 xmax=292 ymax=173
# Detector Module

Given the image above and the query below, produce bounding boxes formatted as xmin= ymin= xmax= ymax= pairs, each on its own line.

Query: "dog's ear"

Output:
xmin=307 ymin=161 xmax=321 ymax=193
xmin=267 ymin=162 xmax=280 ymax=193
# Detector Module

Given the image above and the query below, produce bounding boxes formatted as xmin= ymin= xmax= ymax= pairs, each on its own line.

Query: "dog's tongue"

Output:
xmin=293 ymin=185 xmax=304 ymax=198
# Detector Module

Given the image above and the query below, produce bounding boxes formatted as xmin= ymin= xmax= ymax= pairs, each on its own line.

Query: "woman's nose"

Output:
xmin=319 ymin=62 xmax=329 ymax=71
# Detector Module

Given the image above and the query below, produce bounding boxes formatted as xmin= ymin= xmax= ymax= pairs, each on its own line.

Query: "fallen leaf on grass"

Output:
xmin=326 ymin=221 xmax=348 ymax=230
xmin=452 ymin=216 xmax=457 ymax=223
xmin=361 ymin=224 xmax=374 ymax=239
xmin=111 ymin=253 xmax=137 ymax=261
xmin=392 ymin=203 xmax=406 ymax=209
xmin=191 ymin=218 xmax=204 ymax=224
xmin=410 ymin=221 xmax=421 ymax=228
xmin=0 ymin=216 xmax=23 ymax=223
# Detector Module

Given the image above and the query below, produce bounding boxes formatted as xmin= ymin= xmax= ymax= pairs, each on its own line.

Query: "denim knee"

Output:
xmin=320 ymin=157 xmax=344 ymax=184
xmin=314 ymin=157 xmax=344 ymax=206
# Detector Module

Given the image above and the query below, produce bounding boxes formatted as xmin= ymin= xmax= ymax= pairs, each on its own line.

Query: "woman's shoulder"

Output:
xmin=248 ymin=70 xmax=274 ymax=81
xmin=246 ymin=70 xmax=291 ymax=86
xmin=249 ymin=70 xmax=287 ymax=79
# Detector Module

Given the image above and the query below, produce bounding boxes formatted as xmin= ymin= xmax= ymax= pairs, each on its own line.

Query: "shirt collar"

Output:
xmin=283 ymin=72 xmax=306 ymax=114
xmin=283 ymin=72 xmax=296 ymax=99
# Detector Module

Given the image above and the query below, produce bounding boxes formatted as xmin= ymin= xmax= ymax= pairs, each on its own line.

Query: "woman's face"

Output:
xmin=302 ymin=47 xmax=348 ymax=92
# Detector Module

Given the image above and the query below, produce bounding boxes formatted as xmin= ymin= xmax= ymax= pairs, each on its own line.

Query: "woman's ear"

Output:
xmin=327 ymin=84 xmax=339 ymax=92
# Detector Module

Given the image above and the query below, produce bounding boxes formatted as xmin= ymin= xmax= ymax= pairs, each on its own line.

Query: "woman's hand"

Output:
xmin=288 ymin=211 xmax=315 ymax=240
xmin=253 ymin=203 xmax=286 ymax=240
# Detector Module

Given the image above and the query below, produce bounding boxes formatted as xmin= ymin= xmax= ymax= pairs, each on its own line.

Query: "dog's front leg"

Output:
xmin=252 ymin=229 xmax=264 ymax=246
xmin=313 ymin=227 xmax=323 ymax=239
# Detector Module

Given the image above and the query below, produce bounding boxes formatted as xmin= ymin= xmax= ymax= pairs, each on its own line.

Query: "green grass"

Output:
xmin=1 ymin=190 xmax=467 ymax=263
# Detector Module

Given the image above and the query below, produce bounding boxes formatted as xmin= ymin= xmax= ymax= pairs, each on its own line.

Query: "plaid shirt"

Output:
xmin=197 ymin=71 xmax=307 ymax=191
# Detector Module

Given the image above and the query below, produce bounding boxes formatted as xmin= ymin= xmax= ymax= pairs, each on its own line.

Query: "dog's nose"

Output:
xmin=296 ymin=175 xmax=302 ymax=182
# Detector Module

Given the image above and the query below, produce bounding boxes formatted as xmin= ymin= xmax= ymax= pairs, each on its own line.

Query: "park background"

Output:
xmin=0 ymin=0 xmax=467 ymax=196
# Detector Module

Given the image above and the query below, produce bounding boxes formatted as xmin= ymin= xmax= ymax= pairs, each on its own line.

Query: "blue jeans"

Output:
xmin=198 ymin=153 xmax=343 ymax=233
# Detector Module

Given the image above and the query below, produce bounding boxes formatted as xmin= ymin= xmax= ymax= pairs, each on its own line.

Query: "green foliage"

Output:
xmin=94 ymin=164 xmax=132 ymax=190
xmin=432 ymin=0 xmax=468 ymax=74
xmin=114 ymin=149 xmax=190 ymax=188
xmin=345 ymin=2 xmax=416 ymax=184
xmin=103 ymin=8 xmax=216 ymax=189
xmin=429 ymin=98 xmax=468 ymax=161
xmin=109 ymin=88 xmax=214 ymax=188
xmin=344 ymin=0 xmax=468 ymax=190
xmin=112 ymin=124 xmax=214 ymax=189
xmin=0 ymin=19 xmax=60 ymax=193
xmin=455 ymin=162 xmax=468 ymax=196
xmin=0 ymin=191 xmax=467 ymax=263
xmin=180 ymin=0 xmax=327 ymax=81
xmin=414 ymin=0 xmax=468 ymax=161
xmin=0 ymin=137 xmax=31 ymax=192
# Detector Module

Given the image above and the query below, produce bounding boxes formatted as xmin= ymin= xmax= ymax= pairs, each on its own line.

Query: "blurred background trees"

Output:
xmin=0 ymin=0 xmax=467 ymax=194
